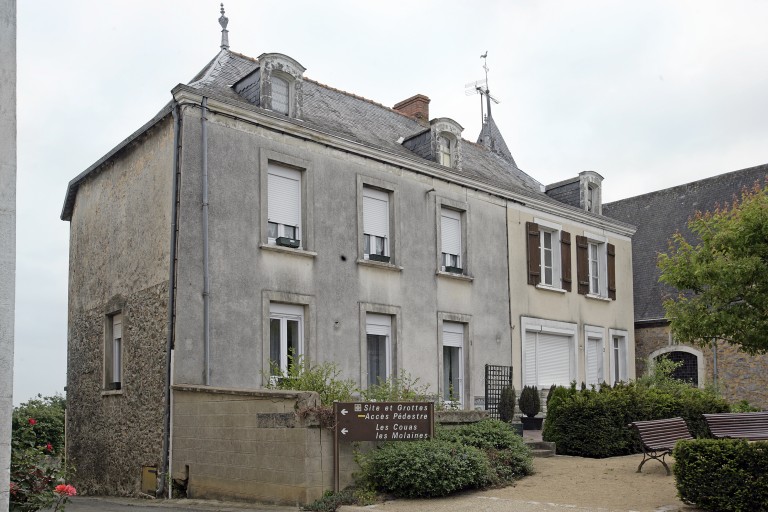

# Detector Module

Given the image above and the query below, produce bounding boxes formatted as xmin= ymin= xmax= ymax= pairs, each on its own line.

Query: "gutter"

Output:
xmin=201 ymin=97 xmax=211 ymax=386
xmin=158 ymin=102 xmax=182 ymax=498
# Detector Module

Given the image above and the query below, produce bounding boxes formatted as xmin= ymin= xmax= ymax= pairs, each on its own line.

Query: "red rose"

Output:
xmin=28 ymin=418 xmax=37 ymax=425
xmin=54 ymin=484 xmax=77 ymax=496
xmin=46 ymin=443 xmax=53 ymax=452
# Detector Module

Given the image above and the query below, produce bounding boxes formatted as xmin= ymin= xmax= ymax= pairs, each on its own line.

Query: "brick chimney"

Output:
xmin=393 ymin=94 xmax=430 ymax=124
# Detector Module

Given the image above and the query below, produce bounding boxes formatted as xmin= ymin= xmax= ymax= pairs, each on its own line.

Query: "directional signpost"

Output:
xmin=333 ymin=401 xmax=434 ymax=491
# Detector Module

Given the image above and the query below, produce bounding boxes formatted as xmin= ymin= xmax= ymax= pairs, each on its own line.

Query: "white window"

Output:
xmin=271 ymin=75 xmax=290 ymax=115
xmin=366 ymin=313 xmax=392 ymax=388
xmin=442 ymin=322 xmax=464 ymax=406
xmin=587 ymin=185 xmax=598 ymax=213
xmin=588 ymin=242 xmax=601 ymax=294
xmin=522 ymin=318 xmax=577 ymax=388
xmin=105 ymin=313 xmax=123 ymax=390
xmin=269 ymin=303 xmax=304 ymax=375
xmin=611 ymin=334 xmax=628 ymax=385
xmin=267 ymin=163 xmax=301 ymax=246
xmin=585 ymin=326 xmax=604 ymax=387
xmin=438 ymin=135 xmax=452 ymax=167
xmin=441 ymin=208 xmax=462 ymax=271
xmin=363 ymin=187 xmax=390 ymax=261
xmin=541 ymin=230 xmax=563 ymax=286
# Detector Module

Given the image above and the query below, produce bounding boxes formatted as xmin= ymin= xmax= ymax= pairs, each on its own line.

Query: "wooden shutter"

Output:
xmin=526 ymin=222 xmax=541 ymax=286
xmin=268 ymin=164 xmax=301 ymax=228
xmin=576 ymin=235 xmax=589 ymax=295
xmin=607 ymin=243 xmax=616 ymax=300
xmin=363 ymin=187 xmax=389 ymax=239
xmin=441 ymin=208 xmax=462 ymax=259
xmin=561 ymin=231 xmax=572 ymax=292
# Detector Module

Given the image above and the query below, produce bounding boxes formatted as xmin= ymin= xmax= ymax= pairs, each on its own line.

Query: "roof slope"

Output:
xmin=477 ymin=115 xmax=517 ymax=167
xmin=603 ymin=164 xmax=768 ymax=322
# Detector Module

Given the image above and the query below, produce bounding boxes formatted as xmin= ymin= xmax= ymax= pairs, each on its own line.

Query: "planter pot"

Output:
xmin=508 ymin=421 xmax=524 ymax=437
xmin=521 ymin=416 xmax=543 ymax=431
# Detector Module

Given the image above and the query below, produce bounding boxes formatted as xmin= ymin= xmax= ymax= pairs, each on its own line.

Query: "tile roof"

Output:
xmin=603 ymin=164 xmax=768 ymax=322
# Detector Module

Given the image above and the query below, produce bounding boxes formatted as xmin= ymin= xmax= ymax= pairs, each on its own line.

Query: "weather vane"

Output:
xmin=465 ymin=51 xmax=501 ymax=126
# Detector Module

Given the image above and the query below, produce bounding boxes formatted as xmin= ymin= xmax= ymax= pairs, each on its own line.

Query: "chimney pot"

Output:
xmin=393 ymin=94 xmax=430 ymax=125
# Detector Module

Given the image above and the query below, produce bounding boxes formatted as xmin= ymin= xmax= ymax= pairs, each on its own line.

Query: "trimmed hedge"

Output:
xmin=359 ymin=420 xmax=533 ymax=498
xmin=673 ymin=439 xmax=768 ymax=512
xmin=542 ymin=383 xmax=729 ymax=458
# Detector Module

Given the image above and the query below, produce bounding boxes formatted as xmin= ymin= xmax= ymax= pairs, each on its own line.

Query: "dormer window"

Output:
xmin=271 ymin=75 xmax=290 ymax=115
xmin=579 ymin=171 xmax=604 ymax=215
xmin=438 ymin=135 xmax=452 ymax=167
xmin=233 ymin=53 xmax=306 ymax=119
xmin=430 ymin=118 xmax=463 ymax=170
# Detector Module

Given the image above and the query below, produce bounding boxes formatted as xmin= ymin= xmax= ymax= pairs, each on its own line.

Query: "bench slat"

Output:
xmin=703 ymin=412 xmax=768 ymax=441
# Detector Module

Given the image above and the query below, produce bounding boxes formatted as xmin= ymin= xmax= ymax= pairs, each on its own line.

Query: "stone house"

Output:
xmin=61 ymin=12 xmax=635 ymax=503
xmin=604 ymin=163 xmax=768 ymax=409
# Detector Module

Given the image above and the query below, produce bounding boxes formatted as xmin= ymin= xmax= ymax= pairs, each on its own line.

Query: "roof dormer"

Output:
xmin=234 ymin=53 xmax=306 ymax=119
xmin=430 ymin=118 xmax=463 ymax=170
xmin=580 ymin=171 xmax=604 ymax=214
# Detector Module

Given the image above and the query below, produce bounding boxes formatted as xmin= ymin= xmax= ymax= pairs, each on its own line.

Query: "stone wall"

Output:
xmin=66 ymin=282 xmax=168 ymax=495
xmin=635 ymin=323 xmax=768 ymax=409
xmin=171 ymin=386 xmax=358 ymax=506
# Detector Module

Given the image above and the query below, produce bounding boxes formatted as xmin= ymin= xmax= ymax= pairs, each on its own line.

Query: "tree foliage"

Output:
xmin=658 ymin=181 xmax=768 ymax=355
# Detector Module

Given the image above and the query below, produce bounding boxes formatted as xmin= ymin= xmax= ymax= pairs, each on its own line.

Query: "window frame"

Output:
xmin=104 ymin=311 xmax=124 ymax=393
xmin=365 ymin=313 xmax=392 ymax=388
xmin=261 ymin=291 xmax=314 ymax=384
xmin=577 ymin=231 xmax=614 ymax=299
xmin=526 ymin=219 xmax=571 ymax=291
xmin=437 ymin=312 xmax=471 ymax=410
xmin=435 ymin=197 xmax=469 ymax=277
xmin=608 ymin=329 xmax=629 ymax=385
xmin=269 ymin=72 xmax=292 ymax=116
xmin=268 ymin=303 xmax=304 ymax=376
xmin=521 ymin=317 xmax=578 ymax=388
xmin=359 ymin=303 xmax=401 ymax=388
xmin=357 ymin=176 xmax=399 ymax=268
xmin=259 ymin=150 xmax=314 ymax=254
xmin=584 ymin=325 xmax=605 ymax=387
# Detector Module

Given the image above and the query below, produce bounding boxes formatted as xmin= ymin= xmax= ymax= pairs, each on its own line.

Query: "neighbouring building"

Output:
xmin=604 ymin=163 xmax=768 ymax=409
xmin=61 ymin=8 xmax=635 ymax=504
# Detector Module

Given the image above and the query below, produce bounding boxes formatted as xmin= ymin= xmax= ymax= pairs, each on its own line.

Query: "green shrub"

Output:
xmin=673 ymin=439 xmax=768 ymax=511
xmin=268 ymin=355 xmax=356 ymax=405
xmin=518 ymin=385 xmax=540 ymax=417
xmin=545 ymin=384 xmax=558 ymax=408
xmin=436 ymin=420 xmax=533 ymax=484
xmin=359 ymin=440 xmax=490 ymax=498
xmin=498 ymin=386 xmax=516 ymax=422
xmin=542 ymin=382 xmax=729 ymax=458
xmin=302 ymin=488 xmax=376 ymax=512
xmin=359 ymin=371 xmax=430 ymax=402
xmin=731 ymin=399 xmax=761 ymax=413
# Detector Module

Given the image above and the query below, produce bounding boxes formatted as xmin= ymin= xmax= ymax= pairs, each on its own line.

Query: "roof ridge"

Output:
xmin=228 ymin=49 xmax=259 ymax=64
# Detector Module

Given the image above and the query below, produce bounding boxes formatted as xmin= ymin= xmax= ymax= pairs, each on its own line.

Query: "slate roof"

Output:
xmin=477 ymin=115 xmax=517 ymax=167
xmin=603 ymin=164 xmax=768 ymax=323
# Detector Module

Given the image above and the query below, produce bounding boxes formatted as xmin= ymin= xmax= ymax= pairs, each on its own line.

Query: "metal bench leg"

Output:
xmin=637 ymin=449 xmax=671 ymax=476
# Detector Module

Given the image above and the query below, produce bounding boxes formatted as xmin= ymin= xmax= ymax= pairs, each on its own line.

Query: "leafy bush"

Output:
xmin=498 ymin=386 xmax=516 ymax=422
xmin=436 ymin=420 xmax=533 ymax=483
xmin=673 ymin=439 xmax=768 ymax=511
xmin=302 ymin=488 xmax=376 ymax=512
xmin=545 ymin=384 xmax=558 ymax=408
xmin=359 ymin=371 xmax=430 ymax=402
xmin=542 ymin=382 xmax=729 ymax=457
xmin=12 ymin=395 xmax=66 ymax=454
xmin=731 ymin=399 xmax=761 ymax=413
xmin=268 ymin=355 xmax=356 ymax=405
xmin=518 ymin=385 xmax=540 ymax=417
xmin=358 ymin=440 xmax=490 ymax=498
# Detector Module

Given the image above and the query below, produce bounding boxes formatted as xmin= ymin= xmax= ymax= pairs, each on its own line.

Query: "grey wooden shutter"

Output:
xmin=607 ymin=243 xmax=616 ymax=300
xmin=526 ymin=222 xmax=540 ymax=286
xmin=576 ymin=235 xmax=589 ymax=295
xmin=561 ymin=231 xmax=572 ymax=292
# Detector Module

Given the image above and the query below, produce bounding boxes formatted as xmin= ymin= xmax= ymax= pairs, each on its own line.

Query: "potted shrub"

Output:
xmin=518 ymin=385 xmax=543 ymax=430
xmin=498 ymin=386 xmax=523 ymax=436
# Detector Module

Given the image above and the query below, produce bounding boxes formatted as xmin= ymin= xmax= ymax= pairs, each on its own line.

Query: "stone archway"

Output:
xmin=649 ymin=345 xmax=705 ymax=388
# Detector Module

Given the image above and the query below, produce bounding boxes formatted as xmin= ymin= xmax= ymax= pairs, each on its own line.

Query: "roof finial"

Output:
xmin=219 ymin=3 xmax=229 ymax=50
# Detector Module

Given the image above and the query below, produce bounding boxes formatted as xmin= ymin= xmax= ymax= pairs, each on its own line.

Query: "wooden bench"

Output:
xmin=703 ymin=411 xmax=768 ymax=441
xmin=629 ymin=417 xmax=693 ymax=475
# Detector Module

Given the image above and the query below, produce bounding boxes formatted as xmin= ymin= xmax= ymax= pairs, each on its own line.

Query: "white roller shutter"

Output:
xmin=536 ymin=332 xmax=571 ymax=387
xmin=363 ymin=187 xmax=389 ymax=239
xmin=442 ymin=321 xmax=464 ymax=347
xmin=366 ymin=313 xmax=391 ymax=336
xmin=586 ymin=336 xmax=602 ymax=386
xmin=524 ymin=330 xmax=537 ymax=386
xmin=441 ymin=208 xmax=461 ymax=257
xmin=268 ymin=164 xmax=301 ymax=228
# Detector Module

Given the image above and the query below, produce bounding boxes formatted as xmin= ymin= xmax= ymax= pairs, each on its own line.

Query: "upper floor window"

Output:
xmin=267 ymin=163 xmax=301 ymax=247
xmin=441 ymin=208 xmax=462 ymax=272
xmin=363 ymin=186 xmax=390 ymax=262
xmin=105 ymin=312 xmax=123 ymax=391
xmin=271 ymin=75 xmax=290 ymax=115
xmin=587 ymin=185 xmax=598 ymax=213
xmin=438 ymin=135 xmax=452 ymax=167
xmin=576 ymin=233 xmax=616 ymax=300
xmin=526 ymin=221 xmax=571 ymax=291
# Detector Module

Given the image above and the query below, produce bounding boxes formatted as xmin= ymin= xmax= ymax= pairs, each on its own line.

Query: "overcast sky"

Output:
xmin=13 ymin=0 xmax=768 ymax=404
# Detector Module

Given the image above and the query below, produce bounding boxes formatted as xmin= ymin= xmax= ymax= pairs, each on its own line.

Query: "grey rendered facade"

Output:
xmin=62 ymin=33 xmax=635 ymax=499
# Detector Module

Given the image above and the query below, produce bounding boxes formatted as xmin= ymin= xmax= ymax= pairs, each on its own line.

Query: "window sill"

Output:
xmin=357 ymin=258 xmax=403 ymax=272
xmin=585 ymin=293 xmax=611 ymax=302
xmin=436 ymin=270 xmax=474 ymax=282
xmin=535 ymin=284 xmax=566 ymax=294
xmin=260 ymin=243 xmax=317 ymax=258
xmin=101 ymin=389 xmax=124 ymax=397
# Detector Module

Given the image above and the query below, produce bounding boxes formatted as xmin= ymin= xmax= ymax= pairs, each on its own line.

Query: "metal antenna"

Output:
xmin=465 ymin=51 xmax=500 ymax=126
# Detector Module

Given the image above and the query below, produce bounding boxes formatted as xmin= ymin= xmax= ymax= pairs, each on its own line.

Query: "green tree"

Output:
xmin=658 ymin=182 xmax=768 ymax=355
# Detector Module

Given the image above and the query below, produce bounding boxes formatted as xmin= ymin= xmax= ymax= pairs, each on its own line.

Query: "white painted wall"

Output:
xmin=0 ymin=0 xmax=17 ymax=508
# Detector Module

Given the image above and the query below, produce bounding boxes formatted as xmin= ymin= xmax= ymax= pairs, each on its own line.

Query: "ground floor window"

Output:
xmin=269 ymin=303 xmax=303 ymax=375
xmin=442 ymin=322 xmax=464 ymax=406
xmin=586 ymin=334 xmax=604 ymax=387
xmin=610 ymin=333 xmax=628 ymax=385
xmin=366 ymin=313 xmax=392 ymax=387
xmin=522 ymin=318 xmax=577 ymax=388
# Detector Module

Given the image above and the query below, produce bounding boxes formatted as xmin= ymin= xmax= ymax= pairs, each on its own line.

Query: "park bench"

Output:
xmin=629 ymin=417 xmax=693 ymax=475
xmin=703 ymin=411 xmax=768 ymax=441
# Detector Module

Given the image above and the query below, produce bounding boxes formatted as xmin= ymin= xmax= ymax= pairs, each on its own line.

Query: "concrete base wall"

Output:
xmin=635 ymin=324 xmax=768 ymax=409
xmin=171 ymin=386 xmax=358 ymax=506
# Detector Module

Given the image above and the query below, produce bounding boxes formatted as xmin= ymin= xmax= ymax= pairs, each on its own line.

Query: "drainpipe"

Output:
xmin=159 ymin=102 xmax=182 ymax=498
xmin=201 ymin=97 xmax=211 ymax=386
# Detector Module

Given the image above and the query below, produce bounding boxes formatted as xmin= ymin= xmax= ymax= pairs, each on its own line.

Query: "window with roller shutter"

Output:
xmin=363 ymin=186 xmax=390 ymax=261
xmin=365 ymin=313 xmax=392 ymax=388
xmin=267 ymin=163 xmax=301 ymax=246
xmin=523 ymin=324 xmax=576 ymax=388
xmin=441 ymin=208 xmax=462 ymax=272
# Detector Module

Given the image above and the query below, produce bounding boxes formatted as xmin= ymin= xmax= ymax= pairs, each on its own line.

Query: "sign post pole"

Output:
xmin=333 ymin=402 xmax=340 ymax=493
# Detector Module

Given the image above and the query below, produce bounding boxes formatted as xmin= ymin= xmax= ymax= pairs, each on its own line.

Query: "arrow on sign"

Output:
xmin=341 ymin=428 xmax=349 ymax=435
xmin=341 ymin=409 xmax=348 ymax=416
